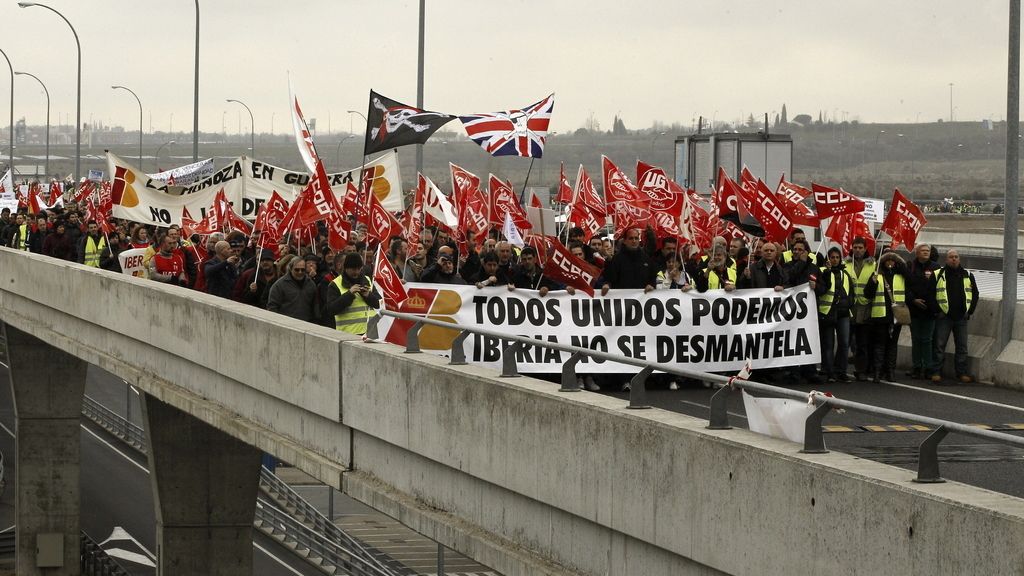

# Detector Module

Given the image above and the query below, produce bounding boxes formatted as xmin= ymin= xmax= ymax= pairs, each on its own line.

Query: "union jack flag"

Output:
xmin=459 ymin=93 xmax=554 ymax=158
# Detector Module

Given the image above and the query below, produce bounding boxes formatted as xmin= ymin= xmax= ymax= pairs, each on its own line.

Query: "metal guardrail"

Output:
xmin=81 ymin=531 xmax=131 ymax=576
xmin=368 ymin=310 xmax=1024 ymax=484
xmin=82 ymin=395 xmax=147 ymax=452
xmin=256 ymin=496 xmax=398 ymax=576
xmin=259 ymin=467 xmax=402 ymax=576
xmin=79 ymin=392 xmax=400 ymax=576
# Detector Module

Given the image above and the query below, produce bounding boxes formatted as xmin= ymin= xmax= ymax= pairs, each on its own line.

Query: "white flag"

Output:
xmin=0 ymin=169 xmax=15 ymax=213
xmin=503 ymin=211 xmax=525 ymax=248
xmin=421 ymin=174 xmax=459 ymax=228
xmin=289 ymin=78 xmax=320 ymax=173
xmin=742 ymin=390 xmax=815 ymax=444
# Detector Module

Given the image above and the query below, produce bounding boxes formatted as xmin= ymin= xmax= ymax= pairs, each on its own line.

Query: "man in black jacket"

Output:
xmin=931 ymin=249 xmax=979 ymax=383
xmin=600 ymin=227 xmax=657 ymax=295
xmin=905 ymin=244 xmax=938 ymax=379
xmin=739 ymin=241 xmax=788 ymax=290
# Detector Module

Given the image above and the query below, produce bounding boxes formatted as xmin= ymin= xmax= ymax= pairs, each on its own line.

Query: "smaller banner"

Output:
xmin=742 ymin=390 xmax=816 ymax=444
xmin=148 ymin=158 xmax=215 ymax=187
xmin=861 ymin=198 xmax=885 ymax=223
xmin=88 ymin=169 xmax=105 ymax=182
xmin=118 ymin=248 xmax=148 ymax=278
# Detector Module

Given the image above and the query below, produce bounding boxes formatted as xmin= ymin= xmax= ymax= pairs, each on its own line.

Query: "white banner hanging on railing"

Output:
xmin=376 ymin=283 xmax=821 ymax=373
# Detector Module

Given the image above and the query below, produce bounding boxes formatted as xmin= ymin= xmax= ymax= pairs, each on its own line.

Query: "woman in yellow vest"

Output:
xmin=322 ymin=252 xmax=381 ymax=335
xmin=863 ymin=251 xmax=909 ymax=383
xmin=818 ymin=247 xmax=854 ymax=382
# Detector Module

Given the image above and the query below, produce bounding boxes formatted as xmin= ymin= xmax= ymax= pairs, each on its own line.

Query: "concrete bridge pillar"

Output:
xmin=142 ymin=394 xmax=262 ymax=576
xmin=4 ymin=323 xmax=87 ymax=576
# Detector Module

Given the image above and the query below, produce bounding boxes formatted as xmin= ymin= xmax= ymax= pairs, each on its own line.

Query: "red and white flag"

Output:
xmin=636 ymin=161 xmax=684 ymax=240
xmin=880 ymin=188 xmax=927 ymax=251
xmin=812 ymin=182 xmax=865 ymax=219
xmin=536 ymin=235 xmax=600 ymax=297
xmin=489 ymin=174 xmax=531 ymax=231
xmin=502 ymin=211 xmax=525 ymax=248
xmin=366 ymin=190 xmax=405 ymax=252
xmin=528 ymin=188 xmax=544 ymax=209
xmin=602 ymin=156 xmax=649 ymax=238
xmin=373 ymin=248 xmax=409 ymax=309
xmin=776 ymin=177 xmax=820 ymax=227
xmin=573 ymin=164 xmax=606 ymax=217
xmin=406 ymin=176 xmax=426 ymax=257
xmin=420 ymin=173 xmax=458 ymax=229
xmin=742 ymin=170 xmax=794 ymax=243
xmin=555 ymin=162 xmax=574 ymax=204
xmin=451 ymin=164 xmax=489 ymax=243
xmin=48 ymin=181 xmax=63 ymax=206
xmin=289 ymin=79 xmax=320 ymax=173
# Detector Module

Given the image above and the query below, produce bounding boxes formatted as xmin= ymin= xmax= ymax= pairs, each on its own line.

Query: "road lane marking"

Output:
xmin=0 ymin=422 xmax=13 ymax=439
xmin=879 ymin=379 xmax=1024 ymax=413
xmin=0 ymin=525 xmax=12 ymax=533
xmin=80 ymin=424 xmax=148 ymax=475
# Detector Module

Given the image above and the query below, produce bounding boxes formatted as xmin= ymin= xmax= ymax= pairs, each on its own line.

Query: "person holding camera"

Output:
xmin=322 ymin=253 xmax=381 ymax=336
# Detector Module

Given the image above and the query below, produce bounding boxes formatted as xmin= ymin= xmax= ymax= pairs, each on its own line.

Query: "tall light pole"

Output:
xmin=19 ymin=2 xmax=79 ymax=189
xmin=111 ymin=85 xmax=143 ymax=169
xmin=415 ymin=0 xmax=425 ymax=176
xmin=336 ymin=134 xmax=352 ymax=167
xmin=193 ymin=0 xmax=200 ymax=161
xmin=347 ymin=110 xmax=366 ymax=153
xmin=15 ymin=72 xmax=47 ymax=177
xmin=949 ymin=82 xmax=954 ymax=123
xmin=155 ymin=140 xmax=175 ymax=171
xmin=1001 ymin=0 xmax=1020 ymax=350
xmin=0 ymin=49 xmax=13 ymax=177
xmin=226 ymin=99 xmax=254 ymax=157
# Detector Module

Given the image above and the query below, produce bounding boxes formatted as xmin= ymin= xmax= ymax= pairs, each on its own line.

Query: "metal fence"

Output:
xmin=82 ymin=395 xmax=146 ymax=452
xmin=367 ymin=309 xmax=1024 ymax=484
xmin=81 ymin=531 xmax=131 ymax=576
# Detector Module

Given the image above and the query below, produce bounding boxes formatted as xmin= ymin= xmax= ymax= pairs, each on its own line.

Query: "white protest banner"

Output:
xmin=148 ymin=158 xmax=215 ymax=187
xmin=377 ymin=284 xmax=821 ymax=373
xmin=118 ymin=248 xmax=148 ymax=278
xmin=88 ymin=169 xmax=104 ymax=182
xmin=861 ymin=198 xmax=885 ymax=223
xmin=176 ymin=151 xmax=404 ymax=217
xmin=742 ymin=390 xmax=816 ymax=444
xmin=0 ymin=169 xmax=16 ymax=213
xmin=108 ymin=152 xmax=223 ymax=227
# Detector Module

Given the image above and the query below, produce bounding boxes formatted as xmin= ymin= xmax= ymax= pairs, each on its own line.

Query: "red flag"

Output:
xmin=451 ymin=163 xmax=488 ymax=242
xmin=812 ymin=182 xmax=865 ymax=219
xmin=852 ymin=211 xmax=875 ymax=255
xmin=406 ymin=175 xmax=426 ymax=257
xmin=880 ymin=188 xmax=927 ymax=251
xmin=573 ymin=164 xmax=606 ymax=217
xmin=253 ymin=191 xmax=290 ymax=248
xmin=555 ymin=162 xmax=574 ymax=204
xmin=568 ymin=202 xmax=603 ymax=242
xmin=27 ymin=185 xmax=44 ymax=215
xmin=488 ymin=174 xmax=531 ymax=230
xmin=73 ymin=180 xmax=95 ymax=204
xmin=824 ymin=213 xmax=854 ymax=252
xmin=536 ymin=235 xmax=600 ymax=297
xmin=373 ymin=248 xmax=409 ymax=309
xmin=776 ymin=177 xmax=820 ymax=227
xmin=602 ymin=156 xmax=649 ymax=237
xmin=637 ymin=161 xmax=684 ymax=240
xmin=217 ymin=189 xmax=253 ymax=234
xmin=366 ymin=190 xmax=405 ymax=252
xmin=719 ymin=168 xmax=763 ymax=236
xmin=745 ymin=173 xmax=794 ymax=243
xmin=528 ymin=189 xmax=544 ymax=209
xmin=47 ymin=181 xmax=62 ymax=206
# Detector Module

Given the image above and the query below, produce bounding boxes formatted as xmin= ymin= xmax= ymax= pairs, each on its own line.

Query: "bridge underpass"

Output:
xmin=3 ymin=249 xmax=1024 ymax=575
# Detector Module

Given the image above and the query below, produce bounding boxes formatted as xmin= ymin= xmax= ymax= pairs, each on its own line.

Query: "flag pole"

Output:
xmin=518 ymin=158 xmax=536 ymax=205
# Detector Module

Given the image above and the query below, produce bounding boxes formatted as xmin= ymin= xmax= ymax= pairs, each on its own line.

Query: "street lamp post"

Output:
xmin=193 ymin=0 xmax=200 ymax=161
xmin=336 ymin=134 xmax=352 ymax=167
xmin=0 ymin=50 xmax=13 ymax=176
xmin=19 ymin=2 xmax=80 ymax=189
xmin=111 ymin=85 xmax=143 ymax=169
xmin=415 ymin=0 xmax=425 ymax=177
xmin=226 ymin=99 xmax=254 ymax=157
xmin=347 ymin=110 xmax=367 ymax=155
xmin=1001 ymin=0 xmax=1020 ymax=350
xmin=155 ymin=140 xmax=175 ymax=171
xmin=15 ymin=72 xmax=47 ymax=177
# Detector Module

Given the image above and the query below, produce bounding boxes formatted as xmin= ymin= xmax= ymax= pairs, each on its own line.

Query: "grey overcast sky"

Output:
xmin=0 ymin=0 xmax=1015 ymax=136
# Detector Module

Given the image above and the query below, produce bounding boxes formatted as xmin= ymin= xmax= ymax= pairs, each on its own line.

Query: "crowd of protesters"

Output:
xmin=0 ymin=200 xmax=977 ymax=389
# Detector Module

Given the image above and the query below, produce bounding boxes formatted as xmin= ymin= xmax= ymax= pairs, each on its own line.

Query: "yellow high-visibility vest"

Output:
xmin=332 ymin=275 xmax=373 ymax=335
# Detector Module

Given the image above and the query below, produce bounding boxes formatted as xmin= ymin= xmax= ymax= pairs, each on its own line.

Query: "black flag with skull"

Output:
xmin=364 ymin=90 xmax=455 ymax=155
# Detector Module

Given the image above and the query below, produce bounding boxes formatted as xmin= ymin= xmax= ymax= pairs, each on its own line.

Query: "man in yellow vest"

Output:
xmin=844 ymin=237 xmax=876 ymax=381
xmin=5 ymin=213 xmax=29 ymax=250
xmin=322 ymin=253 xmax=381 ymax=335
xmin=931 ymin=249 xmax=978 ymax=384
xmin=864 ymin=251 xmax=909 ymax=382
xmin=77 ymin=220 xmax=107 ymax=267
xmin=819 ymin=246 xmax=854 ymax=382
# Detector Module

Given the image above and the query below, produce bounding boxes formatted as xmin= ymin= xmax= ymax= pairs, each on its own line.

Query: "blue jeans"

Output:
xmin=933 ymin=315 xmax=969 ymax=377
xmin=820 ymin=316 xmax=850 ymax=377
xmin=909 ymin=316 xmax=935 ymax=374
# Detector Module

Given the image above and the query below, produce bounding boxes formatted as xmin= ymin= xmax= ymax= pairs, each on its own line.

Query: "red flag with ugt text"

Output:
xmin=373 ymin=248 xmax=409 ymax=309
xmin=776 ymin=177 xmax=820 ymax=227
xmin=812 ymin=182 xmax=865 ymax=219
xmin=880 ymin=188 xmax=927 ymax=251
xmin=637 ymin=161 xmax=684 ymax=240
xmin=603 ymin=156 xmax=649 ymax=237
xmin=537 ymin=235 xmax=600 ymax=296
